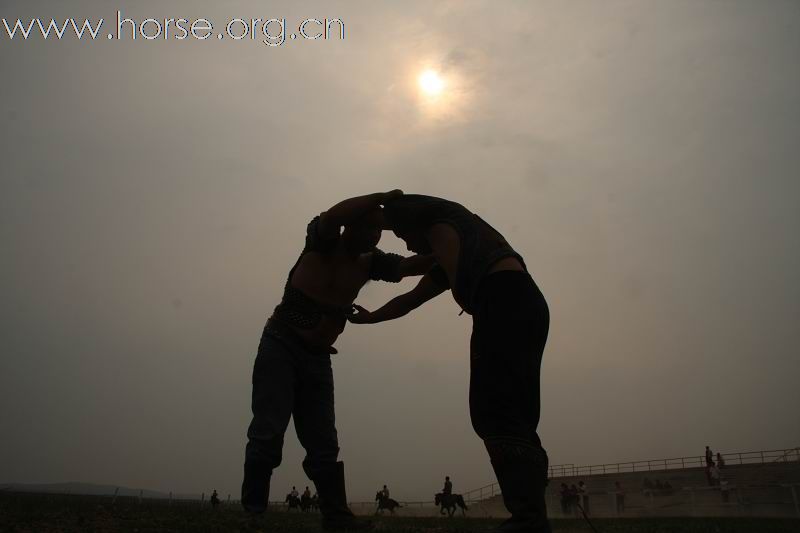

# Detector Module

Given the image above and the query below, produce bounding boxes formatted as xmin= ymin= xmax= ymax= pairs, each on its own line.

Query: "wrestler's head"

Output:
xmin=382 ymin=196 xmax=433 ymax=254
xmin=342 ymin=208 xmax=383 ymax=254
xmin=391 ymin=227 xmax=432 ymax=254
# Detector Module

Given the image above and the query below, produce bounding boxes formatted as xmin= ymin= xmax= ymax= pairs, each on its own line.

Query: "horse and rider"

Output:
xmin=210 ymin=489 xmax=221 ymax=509
xmin=285 ymin=486 xmax=301 ymax=512
xmin=301 ymin=486 xmax=318 ymax=513
xmin=434 ymin=476 xmax=468 ymax=517
xmin=285 ymin=486 xmax=319 ymax=512
xmin=375 ymin=484 xmax=401 ymax=515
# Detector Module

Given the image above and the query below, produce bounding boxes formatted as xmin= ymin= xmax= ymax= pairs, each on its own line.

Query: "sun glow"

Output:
xmin=418 ymin=69 xmax=445 ymax=97
xmin=397 ymin=59 xmax=472 ymax=125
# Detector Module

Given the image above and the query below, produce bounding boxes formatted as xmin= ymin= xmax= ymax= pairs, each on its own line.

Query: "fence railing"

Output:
xmin=462 ymin=447 xmax=799 ymax=503
xmin=549 ymin=447 xmax=800 ymax=478
xmin=772 ymin=447 xmax=800 ymax=463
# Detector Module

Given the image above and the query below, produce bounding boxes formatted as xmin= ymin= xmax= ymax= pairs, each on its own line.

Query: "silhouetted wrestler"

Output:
xmin=349 ymin=194 xmax=552 ymax=533
xmin=241 ymin=190 xmax=433 ymax=531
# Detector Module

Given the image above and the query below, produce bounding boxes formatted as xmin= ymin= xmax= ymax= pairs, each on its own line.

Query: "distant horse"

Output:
xmin=434 ymin=492 xmax=468 ymax=517
xmin=375 ymin=492 xmax=402 ymax=515
xmin=285 ymin=493 xmax=301 ymax=511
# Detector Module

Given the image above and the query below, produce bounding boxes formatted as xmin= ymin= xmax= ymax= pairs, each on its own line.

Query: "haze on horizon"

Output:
xmin=1 ymin=0 xmax=798 ymax=501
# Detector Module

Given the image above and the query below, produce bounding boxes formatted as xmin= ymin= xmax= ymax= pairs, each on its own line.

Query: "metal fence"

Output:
xmin=462 ymin=447 xmax=800 ymax=502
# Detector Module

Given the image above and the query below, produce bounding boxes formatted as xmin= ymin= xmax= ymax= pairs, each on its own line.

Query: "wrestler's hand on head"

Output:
xmin=347 ymin=304 xmax=374 ymax=324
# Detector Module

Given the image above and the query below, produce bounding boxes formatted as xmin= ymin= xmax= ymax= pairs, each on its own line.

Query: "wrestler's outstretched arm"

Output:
xmin=318 ymin=190 xmax=402 ymax=238
xmin=348 ymin=272 xmax=446 ymax=324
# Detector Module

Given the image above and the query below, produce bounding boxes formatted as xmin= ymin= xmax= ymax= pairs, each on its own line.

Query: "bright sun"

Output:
xmin=418 ymin=69 xmax=445 ymax=96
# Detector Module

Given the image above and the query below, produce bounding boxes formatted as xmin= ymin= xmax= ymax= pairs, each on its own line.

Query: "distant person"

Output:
xmin=577 ymin=481 xmax=589 ymax=515
xmin=349 ymin=194 xmax=552 ymax=532
xmin=716 ymin=452 xmax=725 ymax=468
xmin=291 ymin=486 xmax=299 ymax=499
xmin=304 ymin=486 xmax=312 ymax=499
xmin=614 ymin=481 xmax=625 ymax=514
xmin=382 ymin=485 xmax=390 ymax=499
xmin=705 ymin=446 xmax=714 ymax=467
xmin=210 ymin=489 xmax=220 ymax=508
xmin=568 ymin=484 xmax=579 ymax=515
xmin=240 ymin=191 xmax=433 ymax=531
xmin=558 ymin=483 xmax=570 ymax=515
xmin=442 ymin=476 xmax=453 ymax=496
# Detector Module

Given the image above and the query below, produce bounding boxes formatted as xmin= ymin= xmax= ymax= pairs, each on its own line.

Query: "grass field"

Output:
xmin=1 ymin=492 xmax=798 ymax=533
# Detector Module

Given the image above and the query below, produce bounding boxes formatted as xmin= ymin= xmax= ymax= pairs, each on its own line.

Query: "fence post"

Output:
xmin=169 ymin=491 xmax=172 ymax=506
xmin=111 ymin=487 xmax=119 ymax=506
xmin=138 ymin=489 xmax=143 ymax=505
xmin=227 ymin=494 xmax=231 ymax=504
xmin=791 ymin=485 xmax=799 ymax=517
xmin=201 ymin=492 xmax=205 ymax=506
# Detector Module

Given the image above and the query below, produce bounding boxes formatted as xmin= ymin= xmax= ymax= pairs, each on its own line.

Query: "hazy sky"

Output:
xmin=2 ymin=0 xmax=799 ymax=501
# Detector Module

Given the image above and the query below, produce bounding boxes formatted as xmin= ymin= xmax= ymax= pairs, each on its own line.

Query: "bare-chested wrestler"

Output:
xmin=241 ymin=190 xmax=433 ymax=531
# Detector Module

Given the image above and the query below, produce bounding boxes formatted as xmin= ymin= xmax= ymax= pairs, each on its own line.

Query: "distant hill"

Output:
xmin=0 ymin=482 xmax=201 ymax=500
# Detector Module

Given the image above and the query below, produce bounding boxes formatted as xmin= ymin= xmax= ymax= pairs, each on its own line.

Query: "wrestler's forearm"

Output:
xmin=356 ymin=273 xmax=444 ymax=323
xmin=365 ymin=294 xmax=417 ymax=323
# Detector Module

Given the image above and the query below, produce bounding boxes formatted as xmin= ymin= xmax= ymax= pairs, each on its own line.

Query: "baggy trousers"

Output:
xmin=469 ymin=270 xmax=550 ymax=449
xmin=243 ymin=325 xmax=340 ymax=494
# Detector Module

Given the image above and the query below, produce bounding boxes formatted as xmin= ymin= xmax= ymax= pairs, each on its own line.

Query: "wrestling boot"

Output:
xmin=312 ymin=461 xmax=373 ymax=531
xmin=241 ymin=461 xmax=271 ymax=515
xmin=485 ymin=437 xmax=552 ymax=533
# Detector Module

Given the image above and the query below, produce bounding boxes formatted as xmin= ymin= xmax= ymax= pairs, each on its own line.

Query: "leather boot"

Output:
xmin=241 ymin=463 xmax=271 ymax=514
xmin=485 ymin=438 xmax=552 ymax=533
xmin=311 ymin=461 xmax=373 ymax=531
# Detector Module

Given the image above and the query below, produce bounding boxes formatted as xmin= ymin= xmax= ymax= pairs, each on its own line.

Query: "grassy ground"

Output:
xmin=1 ymin=492 xmax=798 ymax=533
